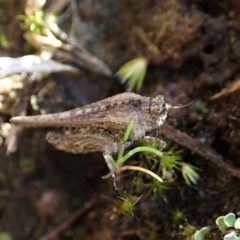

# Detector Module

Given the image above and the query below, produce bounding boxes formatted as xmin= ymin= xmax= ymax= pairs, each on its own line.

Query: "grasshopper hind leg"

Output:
xmin=46 ymin=128 xmax=132 ymax=189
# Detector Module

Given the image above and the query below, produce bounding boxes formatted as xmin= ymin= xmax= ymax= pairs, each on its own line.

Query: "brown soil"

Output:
xmin=0 ymin=0 xmax=240 ymax=239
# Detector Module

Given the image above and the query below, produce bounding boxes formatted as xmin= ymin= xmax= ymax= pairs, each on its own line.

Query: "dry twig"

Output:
xmin=40 ymin=199 xmax=97 ymax=240
xmin=161 ymin=124 xmax=240 ymax=179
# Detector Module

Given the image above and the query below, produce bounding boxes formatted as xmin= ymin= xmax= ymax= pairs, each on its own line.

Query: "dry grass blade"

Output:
xmin=210 ymin=79 xmax=240 ymax=100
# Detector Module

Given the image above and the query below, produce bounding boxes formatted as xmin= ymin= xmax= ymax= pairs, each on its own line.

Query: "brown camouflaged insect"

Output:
xmin=10 ymin=92 xmax=173 ymax=187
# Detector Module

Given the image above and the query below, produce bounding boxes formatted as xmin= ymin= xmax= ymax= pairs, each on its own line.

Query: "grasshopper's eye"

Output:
xmin=150 ymin=95 xmax=165 ymax=115
xmin=150 ymin=102 xmax=162 ymax=115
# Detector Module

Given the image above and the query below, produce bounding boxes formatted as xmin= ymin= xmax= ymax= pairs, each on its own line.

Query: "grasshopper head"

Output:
xmin=150 ymin=95 xmax=172 ymax=127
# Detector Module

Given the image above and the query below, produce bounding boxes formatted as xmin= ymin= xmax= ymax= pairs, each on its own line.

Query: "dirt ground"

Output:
xmin=0 ymin=0 xmax=240 ymax=239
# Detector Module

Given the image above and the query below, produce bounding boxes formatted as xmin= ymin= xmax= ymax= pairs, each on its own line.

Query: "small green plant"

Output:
xmin=194 ymin=100 xmax=209 ymax=114
xmin=216 ymin=213 xmax=236 ymax=232
xmin=19 ymin=10 xmax=46 ymax=34
xmin=117 ymin=194 xmax=142 ymax=215
xmin=224 ymin=231 xmax=240 ymax=240
xmin=106 ymin=121 xmax=200 ymax=193
xmin=183 ymin=225 xmax=196 ymax=239
xmin=106 ymin=120 xmax=165 ymax=184
xmin=18 ymin=9 xmax=58 ymax=37
xmin=234 ymin=218 xmax=240 ymax=229
xmin=183 ymin=213 xmax=240 ymax=240
xmin=172 ymin=209 xmax=186 ymax=223
xmin=181 ymin=162 xmax=200 ymax=185
xmin=216 ymin=213 xmax=240 ymax=239
xmin=124 ymin=145 xmax=183 ymax=195
xmin=160 ymin=149 xmax=182 ymax=170
xmin=191 ymin=227 xmax=210 ymax=240
xmin=0 ymin=26 xmax=9 ymax=49
xmin=183 ymin=225 xmax=210 ymax=240
xmin=117 ymin=57 xmax=148 ymax=92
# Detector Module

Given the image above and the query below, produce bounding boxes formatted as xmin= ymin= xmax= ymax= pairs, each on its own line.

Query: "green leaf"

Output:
xmin=181 ymin=162 xmax=200 ymax=185
xmin=224 ymin=231 xmax=240 ymax=240
xmin=234 ymin=218 xmax=240 ymax=229
xmin=216 ymin=216 xmax=228 ymax=232
xmin=117 ymin=57 xmax=148 ymax=92
xmin=193 ymin=227 xmax=210 ymax=240
xmin=224 ymin=213 xmax=236 ymax=227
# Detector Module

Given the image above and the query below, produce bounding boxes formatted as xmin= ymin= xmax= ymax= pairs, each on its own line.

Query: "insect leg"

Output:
xmin=103 ymin=141 xmax=132 ymax=189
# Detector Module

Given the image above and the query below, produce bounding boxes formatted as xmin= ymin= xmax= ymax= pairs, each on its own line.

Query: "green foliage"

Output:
xmin=216 ymin=216 xmax=229 ymax=232
xmin=224 ymin=231 xmax=240 ymax=240
xmin=117 ymin=194 xmax=142 ymax=215
xmin=191 ymin=227 xmax=210 ymax=240
xmin=183 ymin=213 xmax=240 ymax=240
xmin=194 ymin=100 xmax=209 ymax=114
xmin=160 ymin=149 xmax=182 ymax=171
xmin=234 ymin=218 xmax=240 ymax=229
xmin=172 ymin=209 xmax=186 ymax=223
xmin=117 ymin=57 xmax=148 ymax=92
xmin=30 ymin=95 xmax=40 ymax=111
xmin=224 ymin=213 xmax=236 ymax=227
xmin=216 ymin=213 xmax=236 ymax=232
xmin=183 ymin=225 xmax=210 ymax=240
xmin=0 ymin=26 xmax=9 ymax=48
xmin=107 ymin=121 xmax=200 ymax=196
xmin=183 ymin=225 xmax=196 ymax=238
xmin=117 ymin=145 xmax=164 ymax=166
xmin=0 ymin=232 xmax=12 ymax=240
xmin=107 ymin=121 xmax=165 ymax=184
xmin=18 ymin=10 xmax=58 ymax=36
xmin=19 ymin=10 xmax=46 ymax=34
xmin=144 ymin=178 xmax=169 ymax=197
xmin=181 ymin=162 xmax=200 ymax=185
xmin=117 ymin=120 xmax=135 ymax=161
xmin=215 ymin=213 xmax=240 ymax=239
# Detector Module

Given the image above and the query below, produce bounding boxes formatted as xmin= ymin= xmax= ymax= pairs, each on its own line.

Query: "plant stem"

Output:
xmin=120 ymin=165 xmax=163 ymax=182
xmin=117 ymin=146 xmax=163 ymax=165
xmin=117 ymin=120 xmax=134 ymax=160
